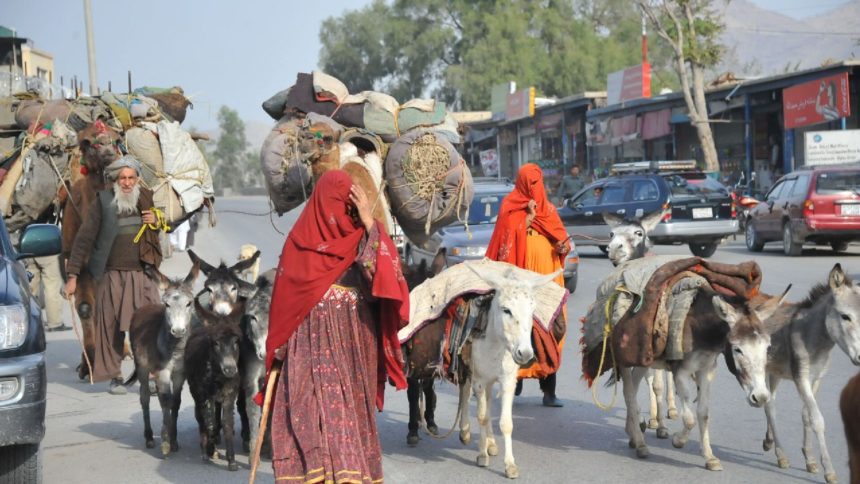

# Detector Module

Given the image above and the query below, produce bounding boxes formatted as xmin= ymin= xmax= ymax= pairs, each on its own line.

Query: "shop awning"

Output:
xmin=670 ymin=112 xmax=690 ymax=124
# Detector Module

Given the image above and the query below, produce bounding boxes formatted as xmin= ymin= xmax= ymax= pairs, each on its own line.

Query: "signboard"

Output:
xmin=804 ymin=130 xmax=860 ymax=166
xmin=607 ymin=63 xmax=651 ymax=105
xmin=479 ymin=149 xmax=500 ymax=176
xmin=506 ymin=87 xmax=535 ymax=121
xmin=783 ymin=72 xmax=851 ymax=129
xmin=491 ymin=82 xmax=515 ymax=121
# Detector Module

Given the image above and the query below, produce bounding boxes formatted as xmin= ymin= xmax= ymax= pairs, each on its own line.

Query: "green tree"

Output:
xmin=318 ymin=0 xmax=676 ymax=110
xmin=640 ymin=0 xmax=727 ymax=172
xmin=209 ymin=106 xmax=248 ymax=194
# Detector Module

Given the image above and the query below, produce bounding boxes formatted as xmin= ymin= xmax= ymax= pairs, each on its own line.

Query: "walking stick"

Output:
xmin=249 ymin=361 xmax=281 ymax=484
xmin=67 ymin=296 xmax=94 ymax=385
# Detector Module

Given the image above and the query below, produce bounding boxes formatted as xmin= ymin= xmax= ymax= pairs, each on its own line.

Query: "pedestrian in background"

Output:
xmin=557 ymin=164 xmax=586 ymax=204
xmin=485 ymin=163 xmax=570 ymax=407
xmin=20 ymin=206 xmax=69 ymax=332
xmin=63 ymin=156 xmax=162 ymax=395
xmin=265 ymin=170 xmax=409 ymax=482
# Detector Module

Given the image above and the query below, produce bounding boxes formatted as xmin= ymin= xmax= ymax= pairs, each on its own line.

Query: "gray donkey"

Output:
xmin=125 ymin=261 xmax=200 ymax=455
xmin=238 ymin=269 xmax=275 ymax=454
xmin=188 ymin=249 xmax=259 ymax=315
xmin=732 ymin=263 xmax=860 ymax=483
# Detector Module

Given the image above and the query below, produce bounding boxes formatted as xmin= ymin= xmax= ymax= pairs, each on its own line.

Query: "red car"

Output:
xmin=745 ymin=164 xmax=860 ymax=256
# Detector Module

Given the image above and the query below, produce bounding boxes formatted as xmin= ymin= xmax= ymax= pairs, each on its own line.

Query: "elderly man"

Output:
xmin=63 ymin=155 xmax=163 ymax=394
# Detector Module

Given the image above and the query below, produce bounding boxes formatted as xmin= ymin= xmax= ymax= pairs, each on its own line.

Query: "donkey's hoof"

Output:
xmin=639 ymin=421 xmax=647 ymax=432
xmin=647 ymin=418 xmax=659 ymax=430
xmin=161 ymin=441 xmax=171 ymax=457
xmin=656 ymin=428 xmax=670 ymax=439
xmin=806 ymin=461 xmax=819 ymax=474
xmin=426 ymin=422 xmax=439 ymax=435
xmin=824 ymin=472 xmax=837 ymax=483
xmin=459 ymin=430 xmax=471 ymax=445
xmin=636 ymin=446 xmax=650 ymax=459
xmin=667 ymin=409 xmax=679 ymax=420
xmin=145 ymin=439 xmax=155 ymax=449
xmin=476 ymin=454 xmax=490 ymax=467
xmin=407 ymin=433 xmax=419 ymax=447
xmin=487 ymin=440 xmax=499 ymax=456
xmin=763 ymin=439 xmax=774 ymax=451
xmin=505 ymin=463 xmax=519 ymax=479
xmin=777 ymin=457 xmax=790 ymax=469
xmin=705 ymin=458 xmax=723 ymax=471
xmin=228 ymin=461 xmax=239 ymax=472
xmin=672 ymin=435 xmax=686 ymax=449
xmin=628 ymin=439 xmax=636 ymax=449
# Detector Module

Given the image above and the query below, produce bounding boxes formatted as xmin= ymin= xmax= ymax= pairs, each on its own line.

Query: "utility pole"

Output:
xmin=83 ymin=0 xmax=98 ymax=96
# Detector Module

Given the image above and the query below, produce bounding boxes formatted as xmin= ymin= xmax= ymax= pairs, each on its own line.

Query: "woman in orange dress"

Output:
xmin=485 ymin=163 xmax=570 ymax=407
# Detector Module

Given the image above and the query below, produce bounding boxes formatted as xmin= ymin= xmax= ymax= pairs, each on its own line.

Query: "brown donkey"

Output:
xmin=841 ymin=371 xmax=860 ymax=484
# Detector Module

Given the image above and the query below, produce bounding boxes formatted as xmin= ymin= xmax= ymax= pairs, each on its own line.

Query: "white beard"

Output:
xmin=112 ymin=181 xmax=141 ymax=215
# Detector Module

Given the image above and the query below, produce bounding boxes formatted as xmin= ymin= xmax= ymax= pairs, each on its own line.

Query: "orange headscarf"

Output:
xmin=485 ymin=163 xmax=569 ymax=267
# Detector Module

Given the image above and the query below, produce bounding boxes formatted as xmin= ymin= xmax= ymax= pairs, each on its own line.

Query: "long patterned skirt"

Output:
xmin=272 ymin=285 xmax=382 ymax=483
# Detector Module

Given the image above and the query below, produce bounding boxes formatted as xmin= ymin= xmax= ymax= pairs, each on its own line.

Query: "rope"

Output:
xmin=67 ymin=297 xmax=94 ymax=385
xmin=133 ymin=206 xmax=171 ymax=243
xmin=591 ymin=285 xmax=633 ymax=411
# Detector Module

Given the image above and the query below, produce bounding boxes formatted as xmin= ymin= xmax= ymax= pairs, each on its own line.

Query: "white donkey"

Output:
xmin=750 ymin=264 xmax=860 ymax=483
xmin=459 ymin=265 xmax=562 ymax=479
xmin=604 ymin=209 xmax=679 ymax=431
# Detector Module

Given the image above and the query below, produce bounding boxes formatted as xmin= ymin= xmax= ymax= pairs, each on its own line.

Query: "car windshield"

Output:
xmin=468 ymin=192 xmax=508 ymax=224
xmin=664 ymin=174 xmax=729 ymax=198
xmin=816 ymin=171 xmax=860 ymax=195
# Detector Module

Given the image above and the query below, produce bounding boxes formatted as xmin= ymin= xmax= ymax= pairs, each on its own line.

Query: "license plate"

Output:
xmin=692 ymin=207 xmax=713 ymax=219
xmin=841 ymin=204 xmax=860 ymax=216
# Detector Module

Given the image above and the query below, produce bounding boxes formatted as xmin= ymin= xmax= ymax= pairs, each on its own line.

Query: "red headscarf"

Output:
xmin=485 ymin=163 xmax=569 ymax=267
xmin=266 ymin=170 xmax=409 ymax=409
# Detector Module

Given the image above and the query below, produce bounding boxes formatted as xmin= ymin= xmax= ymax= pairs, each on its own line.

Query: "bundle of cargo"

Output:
xmin=385 ymin=130 xmax=473 ymax=246
xmin=260 ymin=70 xmax=473 ymax=247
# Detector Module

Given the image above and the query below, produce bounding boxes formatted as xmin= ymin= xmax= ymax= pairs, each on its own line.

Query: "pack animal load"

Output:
xmin=0 ymin=87 xmax=213 ymax=230
xmin=580 ymin=255 xmax=763 ymax=384
xmin=259 ymin=71 xmax=473 ymax=246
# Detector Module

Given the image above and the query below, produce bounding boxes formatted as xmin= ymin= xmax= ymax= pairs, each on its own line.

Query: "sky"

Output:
xmin=1 ymin=0 xmax=852 ymax=131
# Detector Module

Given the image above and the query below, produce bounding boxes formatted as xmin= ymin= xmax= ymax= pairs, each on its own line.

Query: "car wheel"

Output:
xmin=830 ymin=241 xmax=849 ymax=252
xmin=783 ymin=223 xmax=802 ymax=256
xmin=564 ymin=275 xmax=577 ymax=294
xmin=0 ymin=444 xmax=42 ymax=484
xmin=598 ymin=245 xmax=608 ymax=254
xmin=745 ymin=222 xmax=764 ymax=252
xmin=688 ymin=241 xmax=718 ymax=258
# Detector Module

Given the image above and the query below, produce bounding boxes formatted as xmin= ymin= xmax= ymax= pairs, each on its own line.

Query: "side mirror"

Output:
xmin=17 ymin=224 xmax=62 ymax=260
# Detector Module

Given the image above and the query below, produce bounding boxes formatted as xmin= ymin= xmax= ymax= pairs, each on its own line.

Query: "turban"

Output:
xmin=105 ymin=155 xmax=143 ymax=181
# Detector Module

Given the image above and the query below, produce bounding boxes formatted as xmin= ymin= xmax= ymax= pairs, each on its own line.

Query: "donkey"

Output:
xmin=458 ymin=265 xmax=563 ymax=479
xmin=125 ymin=262 xmax=200 ymax=455
xmin=188 ymin=249 xmax=259 ymax=315
xmin=841 ymin=371 xmax=860 ymax=484
xmin=747 ymin=264 xmax=860 ymax=483
xmin=238 ymin=269 xmax=275 ymax=454
xmin=402 ymin=249 xmax=448 ymax=447
xmin=604 ymin=209 xmax=679 ymax=429
xmin=185 ymin=300 xmax=245 ymax=471
xmin=620 ymin=289 xmax=786 ymax=471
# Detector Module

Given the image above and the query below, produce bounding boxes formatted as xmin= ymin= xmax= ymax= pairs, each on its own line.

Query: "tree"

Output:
xmin=319 ymin=0 xmax=675 ymax=110
xmin=639 ymin=0 xmax=726 ymax=172
xmin=209 ymin=106 xmax=249 ymax=194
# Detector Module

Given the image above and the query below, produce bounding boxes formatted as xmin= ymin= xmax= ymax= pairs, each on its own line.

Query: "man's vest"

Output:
xmin=86 ymin=190 xmax=142 ymax=279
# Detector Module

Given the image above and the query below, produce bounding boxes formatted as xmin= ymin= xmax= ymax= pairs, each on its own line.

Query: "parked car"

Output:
xmin=559 ymin=161 xmax=738 ymax=257
xmin=0 ymin=220 xmax=61 ymax=484
xmin=745 ymin=163 xmax=860 ymax=256
xmin=404 ymin=179 xmax=580 ymax=293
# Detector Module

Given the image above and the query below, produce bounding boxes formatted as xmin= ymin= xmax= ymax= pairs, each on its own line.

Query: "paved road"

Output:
xmin=42 ymin=197 xmax=859 ymax=483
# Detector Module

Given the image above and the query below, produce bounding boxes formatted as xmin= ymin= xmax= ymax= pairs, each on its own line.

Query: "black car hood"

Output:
xmin=439 ymin=224 xmax=496 ymax=247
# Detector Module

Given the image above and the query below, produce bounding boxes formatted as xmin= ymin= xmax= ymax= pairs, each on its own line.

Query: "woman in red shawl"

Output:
xmin=485 ymin=163 xmax=570 ymax=407
xmin=266 ymin=170 xmax=409 ymax=483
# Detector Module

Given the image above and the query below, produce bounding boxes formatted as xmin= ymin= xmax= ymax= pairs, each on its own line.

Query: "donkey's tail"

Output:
xmin=123 ymin=365 xmax=138 ymax=387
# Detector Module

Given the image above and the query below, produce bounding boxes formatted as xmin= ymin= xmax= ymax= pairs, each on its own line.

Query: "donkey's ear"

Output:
xmin=829 ymin=263 xmax=847 ymax=289
xmin=602 ymin=212 xmax=623 ymax=228
xmin=184 ymin=260 xmax=201 ymax=287
xmin=529 ymin=268 xmax=563 ymax=289
xmin=639 ymin=209 xmax=667 ymax=234
xmin=430 ymin=248 xmax=448 ymax=277
xmin=231 ymin=250 xmax=262 ymax=273
xmin=712 ymin=296 xmax=740 ymax=328
xmin=188 ymin=249 xmax=216 ymax=275
xmin=144 ymin=265 xmax=170 ymax=291
xmin=778 ymin=284 xmax=792 ymax=305
xmin=465 ymin=261 xmax=504 ymax=288
xmin=238 ymin=279 xmax=258 ymax=299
